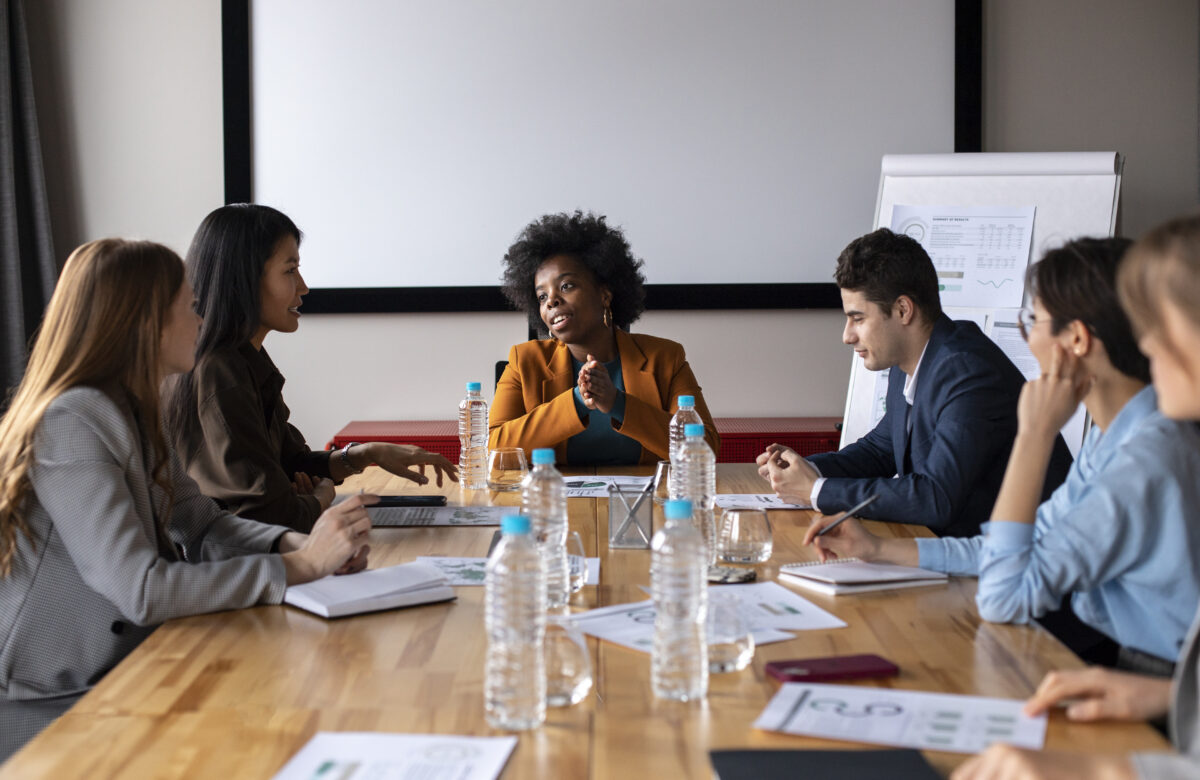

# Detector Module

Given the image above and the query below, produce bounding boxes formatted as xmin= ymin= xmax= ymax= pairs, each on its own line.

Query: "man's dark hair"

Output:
xmin=834 ymin=228 xmax=942 ymax=322
xmin=1030 ymin=236 xmax=1150 ymax=383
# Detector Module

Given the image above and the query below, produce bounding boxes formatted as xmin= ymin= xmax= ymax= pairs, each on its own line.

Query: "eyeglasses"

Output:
xmin=1017 ymin=307 xmax=1053 ymax=341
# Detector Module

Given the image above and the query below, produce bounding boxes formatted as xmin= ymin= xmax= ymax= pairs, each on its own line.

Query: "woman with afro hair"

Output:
xmin=491 ymin=211 xmax=719 ymax=465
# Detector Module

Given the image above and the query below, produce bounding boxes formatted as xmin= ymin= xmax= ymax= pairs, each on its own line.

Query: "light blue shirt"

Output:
xmin=917 ymin=386 xmax=1200 ymax=661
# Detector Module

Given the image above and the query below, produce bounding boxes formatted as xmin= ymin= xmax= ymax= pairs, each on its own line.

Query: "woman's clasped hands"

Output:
xmin=578 ymin=354 xmax=618 ymax=413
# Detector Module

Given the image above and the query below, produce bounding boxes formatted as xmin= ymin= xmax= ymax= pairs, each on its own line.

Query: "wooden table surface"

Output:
xmin=1 ymin=464 xmax=1169 ymax=778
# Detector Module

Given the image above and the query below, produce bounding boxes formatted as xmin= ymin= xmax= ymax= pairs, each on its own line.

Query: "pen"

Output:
xmin=815 ymin=493 xmax=879 ymax=537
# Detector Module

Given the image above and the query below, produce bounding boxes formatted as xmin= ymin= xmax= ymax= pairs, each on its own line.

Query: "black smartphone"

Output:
xmin=371 ymin=495 xmax=447 ymax=508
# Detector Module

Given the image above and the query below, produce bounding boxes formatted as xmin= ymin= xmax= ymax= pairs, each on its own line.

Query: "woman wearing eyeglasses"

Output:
xmin=805 ymin=236 xmax=1200 ymax=674
xmin=951 ymin=216 xmax=1200 ymax=780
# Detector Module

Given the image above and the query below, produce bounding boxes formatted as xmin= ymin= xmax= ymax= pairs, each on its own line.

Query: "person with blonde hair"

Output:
xmin=0 ymin=239 xmax=373 ymax=760
xmin=954 ymin=214 xmax=1200 ymax=779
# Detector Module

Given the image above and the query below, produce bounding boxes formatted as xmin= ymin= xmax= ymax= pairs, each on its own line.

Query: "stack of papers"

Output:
xmin=272 ymin=733 xmax=517 ymax=780
xmin=284 ymin=561 xmax=455 ymax=618
xmin=755 ymin=683 xmax=1046 ymax=754
xmin=778 ymin=559 xmax=948 ymax=596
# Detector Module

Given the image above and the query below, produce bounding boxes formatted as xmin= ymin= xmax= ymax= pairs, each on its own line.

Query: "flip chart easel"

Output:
xmin=839 ymin=152 xmax=1123 ymax=457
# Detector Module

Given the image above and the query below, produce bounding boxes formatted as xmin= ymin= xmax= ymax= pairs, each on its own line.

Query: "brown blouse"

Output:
xmin=176 ymin=343 xmax=332 ymax=532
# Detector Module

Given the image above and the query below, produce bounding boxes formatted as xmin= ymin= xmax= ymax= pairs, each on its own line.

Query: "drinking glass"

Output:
xmin=486 ymin=447 xmax=527 ymax=492
xmin=567 ymin=531 xmax=588 ymax=594
xmin=707 ymin=591 xmax=755 ymax=673
xmin=652 ymin=460 xmax=671 ymax=504
xmin=545 ymin=614 xmax=593 ymax=706
xmin=719 ymin=508 xmax=773 ymax=564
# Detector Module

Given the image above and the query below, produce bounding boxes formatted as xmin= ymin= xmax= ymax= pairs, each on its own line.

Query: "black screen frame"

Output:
xmin=221 ymin=0 xmax=982 ymax=314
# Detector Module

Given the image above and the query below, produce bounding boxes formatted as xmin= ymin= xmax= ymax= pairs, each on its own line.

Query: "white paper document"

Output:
xmin=891 ymin=204 xmax=1035 ymax=309
xmin=417 ymin=556 xmax=600 ymax=586
xmin=368 ymin=505 xmax=510 ymax=527
xmin=562 ymin=475 xmax=652 ymax=498
xmin=714 ymin=494 xmax=811 ymax=510
xmin=755 ymin=683 xmax=1046 ymax=754
xmin=575 ymin=582 xmax=844 ymax=653
xmin=988 ymin=312 xmax=1039 ymax=380
xmin=271 ymin=732 xmax=518 ymax=780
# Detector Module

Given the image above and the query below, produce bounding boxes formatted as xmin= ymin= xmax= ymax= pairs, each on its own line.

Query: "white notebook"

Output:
xmin=284 ymin=561 xmax=456 ymax=618
xmin=778 ymin=558 xmax=948 ymax=596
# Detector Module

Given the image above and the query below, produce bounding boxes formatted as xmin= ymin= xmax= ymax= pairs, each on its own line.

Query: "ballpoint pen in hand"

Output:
xmin=815 ymin=493 xmax=879 ymax=537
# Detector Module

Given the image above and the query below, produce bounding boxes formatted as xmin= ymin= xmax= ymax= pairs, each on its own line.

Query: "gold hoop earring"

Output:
xmin=603 ymin=307 xmax=612 ymax=328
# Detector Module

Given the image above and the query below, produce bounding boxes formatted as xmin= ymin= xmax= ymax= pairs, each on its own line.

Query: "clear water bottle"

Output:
xmin=459 ymin=381 xmax=489 ymax=490
xmin=677 ymin=423 xmax=717 ymax=565
xmin=651 ymin=499 xmax=708 ymax=701
xmin=668 ymin=395 xmax=702 ymax=500
xmin=522 ymin=448 xmax=570 ymax=610
xmin=485 ymin=514 xmax=547 ymax=730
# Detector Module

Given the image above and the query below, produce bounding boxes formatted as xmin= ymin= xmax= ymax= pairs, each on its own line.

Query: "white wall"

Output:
xmin=28 ymin=0 xmax=1199 ymax=445
xmin=983 ymin=0 xmax=1198 ymax=237
xmin=27 ymin=0 xmax=224 ymax=259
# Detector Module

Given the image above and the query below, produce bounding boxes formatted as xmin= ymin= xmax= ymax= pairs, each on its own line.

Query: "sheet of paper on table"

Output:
xmin=714 ymin=494 xmax=812 ymax=510
xmin=755 ymin=683 xmax=1047 ymax=754
xmin=271 ymin=732 xmax=518 ymax=780
xmin=575 ymin=582 xmax=845 ymax=653
xmin=562 ymin=475 xmax=652 ymax=498
xmin=417 ymin=555 xmax=600 ymax=586
xmin=368 ymin=505 xmax=511 ymax=527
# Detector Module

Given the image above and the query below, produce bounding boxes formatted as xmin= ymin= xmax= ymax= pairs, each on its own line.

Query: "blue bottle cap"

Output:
xmin=501 ymin=515 xmax=531 ymax=535
xmin=664 ymin=499 xmax=693 ymax=520
xmin=684 ymin=423 xmax=705 ymax=437
xmin=677 ymin=395 xmax=695 ymax=407
xmin=531 ymin=448 xmax=555 ymax=465
xmin=466 ymin=381 xmax=482 ymax=392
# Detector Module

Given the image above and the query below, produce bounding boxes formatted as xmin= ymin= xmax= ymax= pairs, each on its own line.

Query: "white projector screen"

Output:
xmin=248 ymin=0 xmax=957 ymax=294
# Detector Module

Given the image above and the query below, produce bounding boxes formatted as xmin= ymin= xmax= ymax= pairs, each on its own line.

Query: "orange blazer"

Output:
xmin=489 ymin=329 xmax=720 ymax=465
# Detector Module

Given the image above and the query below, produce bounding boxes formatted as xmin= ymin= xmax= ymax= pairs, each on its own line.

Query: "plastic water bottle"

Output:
xmin=459 ymin=381 xmax=488 ymax=490
xmin=651 ymin=499 xmax=708 ymax=701
xmin=485 ymin=515 xmax=547 ymax=730
xmin=668 ymin=395 xmax=702 ymax=500
xmin=522 ymin=448 xmax=569 ymax=610
xmin=677 ymin=423 xmax=717 ymax=564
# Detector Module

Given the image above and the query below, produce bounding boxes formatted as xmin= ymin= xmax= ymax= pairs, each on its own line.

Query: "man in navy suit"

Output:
xmin=761 ymin=228 xmax=1072 ymax=538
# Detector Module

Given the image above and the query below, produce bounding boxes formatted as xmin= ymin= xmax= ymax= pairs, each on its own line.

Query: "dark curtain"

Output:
xmin=1 ymin=0 xmax=56 ymax=407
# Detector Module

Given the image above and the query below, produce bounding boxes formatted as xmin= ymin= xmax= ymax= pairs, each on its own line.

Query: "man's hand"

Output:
xmin=761 ymin=444 xmax=819 ymax=504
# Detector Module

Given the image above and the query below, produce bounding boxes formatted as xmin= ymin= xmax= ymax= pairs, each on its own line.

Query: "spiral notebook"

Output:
xmin=777 ymin=558 xmax=948 ymax=596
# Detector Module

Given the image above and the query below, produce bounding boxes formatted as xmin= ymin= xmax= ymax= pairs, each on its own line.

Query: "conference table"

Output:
xmin=1 ymin=464 xmax=1170 ymax=778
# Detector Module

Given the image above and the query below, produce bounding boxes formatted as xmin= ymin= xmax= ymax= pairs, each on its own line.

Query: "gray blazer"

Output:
xmin=1133 ymin=607 xmax=1200 ymax=778
xmin=0 ymin=387 xmax=288 ymax=706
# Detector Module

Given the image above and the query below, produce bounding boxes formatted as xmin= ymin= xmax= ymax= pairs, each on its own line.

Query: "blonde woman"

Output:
xmin=0 ymin=239 xmax=373 ymax=760
xmin=955 ymin=214 xmax=1200 ymax=779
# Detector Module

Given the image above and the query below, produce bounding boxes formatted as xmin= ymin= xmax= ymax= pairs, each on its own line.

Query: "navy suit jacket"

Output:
xmin=809 ymin=315 xmax=1073 ymax=538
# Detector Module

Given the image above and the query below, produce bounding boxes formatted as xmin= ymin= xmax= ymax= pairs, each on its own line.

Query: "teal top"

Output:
xmin=567 ymin=355 xmax=643 ymax=466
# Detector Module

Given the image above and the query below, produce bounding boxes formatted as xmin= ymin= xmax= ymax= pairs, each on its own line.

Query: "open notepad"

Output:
xmin=778 ymin=558 xmax=948 ymax=596
xmin=284 ymin=561 xmax=456 ymax=618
